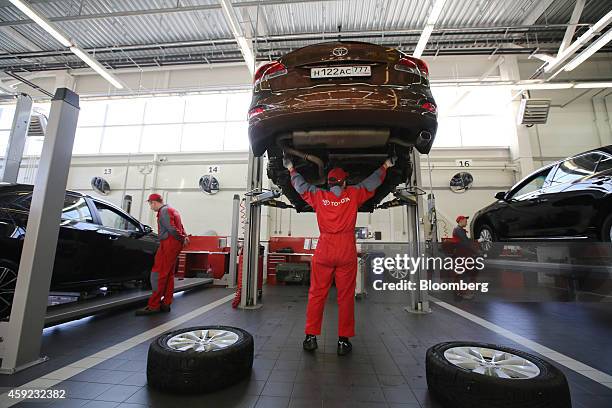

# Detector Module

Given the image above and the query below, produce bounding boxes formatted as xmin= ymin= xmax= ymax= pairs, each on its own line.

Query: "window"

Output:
xmin=105 ymin=99 xmax=145 ymax=125
xmin=184 ymin=94 xmax=228 ymax=123
xmin=510 ymin=167 xmax=553 ymax=200
xmin=78 ymin=101 xmax=108 ymax=127
xmin=73 ymin=127 xmax=103 ymax=154
xmin=597 ymin=156 xmax=612 ymax=172
xmin=62 ymin=196 xmax=93 ymax=223
xmin=181 ymin=123 xmax=225 ymax=151
xmin=0 ymin=105 xmax=16 ymax=130
xmin=144 ymin=97 xmax=185 ymax=124
xmin=100 ymin=126 xmax=142 ymax=154
xmin=550 ymin=153 xmax=601 ymax=185
xmin=223 ymin=121 xmax=249 ymax=151
xmin=0 ymin=131 xmax=9 ymax=156
xmin=140 ymin=124 xmax=182 ymax=153
xmin=94 ymin=202 xmax=139 ymax=231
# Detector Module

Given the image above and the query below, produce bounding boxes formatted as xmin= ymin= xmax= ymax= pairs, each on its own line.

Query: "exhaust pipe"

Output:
xmin=389 ymin=130 xmax=433 ymax=153
xmin=277 ymin=136 xmax=326 ymax=185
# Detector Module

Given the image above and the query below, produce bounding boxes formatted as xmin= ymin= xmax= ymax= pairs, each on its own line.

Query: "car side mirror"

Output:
xmin=495 ymin=191 xmax=507 ymax=201
xmin=143 ymin=225 xmax=153 ymax=234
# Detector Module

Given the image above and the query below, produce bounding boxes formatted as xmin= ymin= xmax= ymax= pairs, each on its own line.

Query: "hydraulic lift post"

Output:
xmin=228 ymin=194 xmax=240 ymax=288
xmin=240 ymin=150 xmax=264 ymax=309
xmin=405 ymin=149 xmax=431 ymax=313
xmin=0 ymin=89 xmax=80 ymax=374
xmin=0 ymin=93 xmax=33 ymax=183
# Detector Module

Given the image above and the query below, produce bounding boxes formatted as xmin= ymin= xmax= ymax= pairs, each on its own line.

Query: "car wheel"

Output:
xmin=426 ymin=341 xmax=571 ymax=408
xmin=147 ymin=326 xmax=254 ymax=394
xmin=602 ymin=214 xmax=612 ymax=242
xmin=476 ymin=224 xmax=501 ymax=256
xmin=0 ymin=259 xmax=18 ymax=321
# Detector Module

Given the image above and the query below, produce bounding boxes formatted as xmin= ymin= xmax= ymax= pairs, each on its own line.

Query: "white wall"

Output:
xmin=3 ymin=53 xmax=611 ymax=242
xmin=14 ymin=146 xmax=513 ymax=242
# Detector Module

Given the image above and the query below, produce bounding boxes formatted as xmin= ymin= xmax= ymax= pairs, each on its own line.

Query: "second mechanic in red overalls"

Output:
xmin=285 ymin=156 xmax=395 ymax=355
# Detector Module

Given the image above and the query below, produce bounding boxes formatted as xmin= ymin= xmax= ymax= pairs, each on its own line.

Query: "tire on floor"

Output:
xmin=147 ymin=325 xmax=254 ymax=393
xmin=426 ymin=341 xmax=571 ymax=408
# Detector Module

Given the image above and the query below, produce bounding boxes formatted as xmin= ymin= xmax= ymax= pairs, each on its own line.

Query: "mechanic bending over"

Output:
xmin=136 ymin=194 xmax=190 ymax=316
xmin=284 ymin=156 xmax=396 ymax=355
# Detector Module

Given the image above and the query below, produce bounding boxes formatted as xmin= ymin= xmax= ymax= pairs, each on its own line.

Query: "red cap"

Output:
xmin=327 ymin=168 xmax=348 ymax=183
xmin=456 ymin=215 xmax=469 ymax=223
xmin=147 ymin=193 xmax=163 ymax=202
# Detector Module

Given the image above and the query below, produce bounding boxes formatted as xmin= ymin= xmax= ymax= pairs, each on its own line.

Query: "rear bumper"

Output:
xmin=248 ymin=87 xmax=437 ymax=155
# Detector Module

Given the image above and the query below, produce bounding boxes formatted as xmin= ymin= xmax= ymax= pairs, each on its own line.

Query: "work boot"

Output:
xmin=135 ymin=306 xmax=160 ymax=316
xmin=337 ymin=337 xmax=352 ymax=356
xmin=160 ymin=304 xmax=171 ymax=313
xmin=303 ymin=334 xmax=318 ymax=351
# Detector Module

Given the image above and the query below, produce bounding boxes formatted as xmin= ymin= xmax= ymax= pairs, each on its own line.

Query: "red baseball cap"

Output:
xmin=456 ymin=215 xmax=469 ymax=223
xmin=147 ymin=193 xmax=163 ymax=202
xmin=328 ymin=168 xmax=348 ymax=183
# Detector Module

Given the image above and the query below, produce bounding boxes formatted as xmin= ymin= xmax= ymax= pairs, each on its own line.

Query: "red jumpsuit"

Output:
xmin=147 ymin=205 xmax=186 ymax=309
xmin=291 ymin=166 xmax=387 ymax=337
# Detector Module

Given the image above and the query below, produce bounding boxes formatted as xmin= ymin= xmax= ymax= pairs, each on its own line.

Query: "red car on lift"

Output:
xmin=248 ymin=41 xmax=438 ymax=213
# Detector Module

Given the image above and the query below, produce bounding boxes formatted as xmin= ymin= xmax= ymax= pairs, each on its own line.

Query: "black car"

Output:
xmin=471 ymin=146 xmax=612 ymax=246
xmin=0 ymin=184 xmax=158 ymax=319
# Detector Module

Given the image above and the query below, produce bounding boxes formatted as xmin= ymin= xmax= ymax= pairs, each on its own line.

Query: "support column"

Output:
xmin=228 ymin=194 xmax=240 ymax=288
xmin=405 ymin=150 xmax=430 ymax=314
xmin=0 ymin=88 xmax=79 ymax=374
xmin=240 ymin=149 xmax=263 ymax=309
xmin=500 ymin=56 xmax=535 ymax=179
xmin=0 ymin=94 xmax=32 ymax=183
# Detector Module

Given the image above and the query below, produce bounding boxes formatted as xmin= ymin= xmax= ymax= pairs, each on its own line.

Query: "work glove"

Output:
xmin=283 ymin=156 xmax=294 ymax=171
xmin=384 ymin=156 xmax=397 ymax=169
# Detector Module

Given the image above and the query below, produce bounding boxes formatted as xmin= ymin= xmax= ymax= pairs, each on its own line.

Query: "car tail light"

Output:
xmin=395 ymin=56 xmax=429 ymax=78
xmin=253 ymin=61 xmax=287 ymax=86
xmin=421 ymin=101 xmax=437 ymax=113
xmin=248 ymin=106 xmax=266 ymax=120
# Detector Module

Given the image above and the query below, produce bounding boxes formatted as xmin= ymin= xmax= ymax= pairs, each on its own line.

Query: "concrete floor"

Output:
xmin=2 ymin=284 xmax=611 ymax=408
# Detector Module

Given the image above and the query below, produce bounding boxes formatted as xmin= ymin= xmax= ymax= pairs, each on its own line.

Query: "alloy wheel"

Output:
xmin=0 ymin=265 xmax=17 ymax=318
xmin=167 ymin=329 xmax=239 ymax=352
xmin=444 ymin=346 xmax=540 ymax=379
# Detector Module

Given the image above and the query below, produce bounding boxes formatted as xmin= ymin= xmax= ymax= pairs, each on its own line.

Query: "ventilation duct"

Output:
xmin=518 ymin=98 xmax=551 ymax=125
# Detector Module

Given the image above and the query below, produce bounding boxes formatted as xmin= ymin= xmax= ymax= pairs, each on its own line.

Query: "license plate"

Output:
xmin=310 ymin=66 xmax=371 ymax=79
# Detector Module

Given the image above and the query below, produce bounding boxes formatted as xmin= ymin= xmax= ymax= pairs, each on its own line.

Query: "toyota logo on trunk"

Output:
xmin=332 ymin=47 xmax=348 ymax=57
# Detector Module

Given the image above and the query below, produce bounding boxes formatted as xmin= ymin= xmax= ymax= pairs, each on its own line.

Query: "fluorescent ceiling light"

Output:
xmin=8 ymin=0 xmax=71 ymax=47
xmin=512 ymin=83 xmax=574 ymax=90
xmin=564 ymin=28 xmax=612 ymax=71
xmin=573 ymin=82 xmax=612 ymax=88
xmin=427 ymin=0 xmax=447 ymax=24
xmin=413 ymin=0 xmax=447 ymax=58
xmin=70 ymin=47 xmax=124 ymax=89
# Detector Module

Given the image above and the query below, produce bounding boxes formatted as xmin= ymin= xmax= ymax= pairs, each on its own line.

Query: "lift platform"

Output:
xmin=44 ymin=277 xmax=213 ymax=326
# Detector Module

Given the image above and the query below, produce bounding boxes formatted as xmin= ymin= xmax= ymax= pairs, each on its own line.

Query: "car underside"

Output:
xmin=266 ymin=129 xmax=419 ymax=212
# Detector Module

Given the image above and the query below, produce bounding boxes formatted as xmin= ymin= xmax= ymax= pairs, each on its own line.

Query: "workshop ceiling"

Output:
xmin=0 ymin=0 xmax=610 ymax=72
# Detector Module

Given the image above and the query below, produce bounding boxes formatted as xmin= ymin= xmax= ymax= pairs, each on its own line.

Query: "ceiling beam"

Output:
xmin=219 ymin=0 xmax=255 ymax=75
xmin=521 ymin=0 xmax=555 ymax=25
xmin=544 ymin=8 xmax=612 ymax=76
xmin=559 ymin=0 xmax=586 ymax=54
xmin=413 ymin=0 xmax=447 ymax=58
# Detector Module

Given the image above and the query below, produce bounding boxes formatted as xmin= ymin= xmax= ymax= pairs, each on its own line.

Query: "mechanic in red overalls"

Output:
xmin=136 ymin=194 xmax=189 ymax=316
xmin=284 ymin=156 xmax=396 ymax=355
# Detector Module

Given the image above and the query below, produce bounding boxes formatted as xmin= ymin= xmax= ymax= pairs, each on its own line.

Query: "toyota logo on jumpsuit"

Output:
xmin=332 ymin=47 xmax=349 ymax=57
